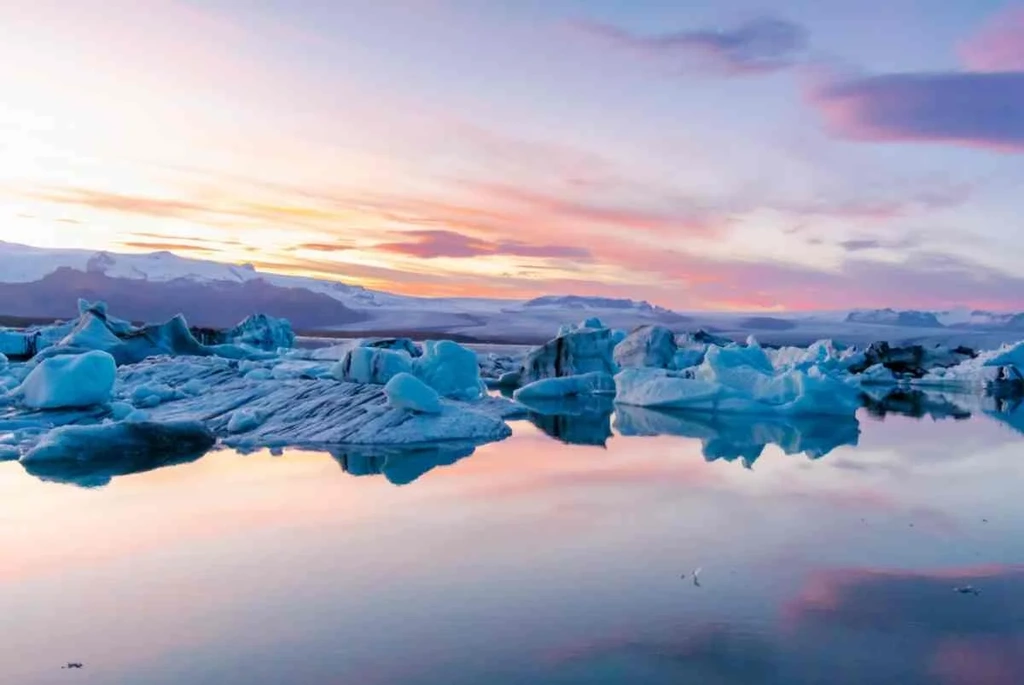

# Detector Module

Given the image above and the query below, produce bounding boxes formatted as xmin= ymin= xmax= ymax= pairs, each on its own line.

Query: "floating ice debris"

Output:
xmin=332 ymin=347 xmax=413 ymax=385
xmin=414 ymin=340 xmax=485 ymax=400
xmin=16 ymin=350 xmax=116 ymax=409
xmin=613 ymin=325 xmax=677 ymax=370
xmin=520 ymin=327 xmax=617 ymax=384
xmin=615 ymin=339 xmax=861 ymax=416
xmin=385 ymin=372 xmax=442 ymax=414
xmin=953 ymin=585 xmax=981 ymax=596
xmin=513 ymin=372 xmax=615 ymax=402
xmin=221 ymin=313 xmax=295 ymax=351
xmin=61 ymin=662 xmax=83 ymax=669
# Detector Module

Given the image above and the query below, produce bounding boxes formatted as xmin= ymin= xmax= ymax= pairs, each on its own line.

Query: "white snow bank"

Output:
xmin=385 ymin=372 xmax=442 ymax=414
xmin=513 ymin=372 xmax=615 ymax=401
xmin=17 ymin=350 xmax=117 ymax=409
xmin=615 ymin=341 xmax=860 ymax=416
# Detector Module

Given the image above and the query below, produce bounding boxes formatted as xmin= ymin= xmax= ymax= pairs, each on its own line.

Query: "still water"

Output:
xmin=1 ymin=399 xmax=1023 ymax=684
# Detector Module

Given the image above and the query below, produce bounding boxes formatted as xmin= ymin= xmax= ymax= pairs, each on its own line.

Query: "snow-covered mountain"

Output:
xmin=2 ymin=242 xmax=1022 ymax=345
xmin=0 ymin=242 xmax=690 ymax=338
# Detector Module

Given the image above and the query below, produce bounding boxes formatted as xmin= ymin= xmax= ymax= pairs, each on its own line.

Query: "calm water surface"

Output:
xmin=2 ymin=401 xmax=1023 ymax=684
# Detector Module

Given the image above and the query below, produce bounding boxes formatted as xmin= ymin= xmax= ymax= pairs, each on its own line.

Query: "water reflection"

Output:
xmin=330 ymin=442 xmax=479 ymax=485
xmin=615 ymin=405 xmax=861 ymax=465
xmin=1 ymin=396 xmax=1023 ymax=685
xmin=520 ymin=396 xmax=614 ymax=447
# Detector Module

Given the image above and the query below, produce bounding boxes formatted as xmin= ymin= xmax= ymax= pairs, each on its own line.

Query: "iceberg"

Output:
xmin=0 ymin=329 xmax=32 ymax=358
xmin=614 ymin=340 xmax=860 ymax=416
xmin=413 ymin=340 xmax=484 ymax=400
xmin=16 ymin=350 xmax=117 ymax=409
xmin=221 ymin=313 xmax=295 ymax=351
xmin=385 ymin=372 xmax=442 ymax=414
xmin=613 ymin=325 xmax=677 ymax=369
xmin=520 ymin=327 xmax=618 ymax=383
xmin=513 ymin=371 xmax=615 ymax=401
xmin=331 ymin=347 xmax=413 ymax=385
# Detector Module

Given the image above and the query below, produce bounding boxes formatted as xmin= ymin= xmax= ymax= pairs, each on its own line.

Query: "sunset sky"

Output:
xmin=1 ymin=0 xmax=1023 ymax=310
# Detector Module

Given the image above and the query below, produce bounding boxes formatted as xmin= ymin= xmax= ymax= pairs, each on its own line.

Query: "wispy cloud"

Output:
xmin=374 ymin=229 xmax=592 ymax=260
xmin=578 ymin=16 xmax=808 ymax=75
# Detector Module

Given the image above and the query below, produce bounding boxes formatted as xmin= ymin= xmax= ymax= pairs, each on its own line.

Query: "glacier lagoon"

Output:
xmin=1 ymin=398 xmax=1023 ymax=685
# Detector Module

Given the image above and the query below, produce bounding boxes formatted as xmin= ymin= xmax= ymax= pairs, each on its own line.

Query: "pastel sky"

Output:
xmin=1 ymin=0 xmax=1023 ymax=310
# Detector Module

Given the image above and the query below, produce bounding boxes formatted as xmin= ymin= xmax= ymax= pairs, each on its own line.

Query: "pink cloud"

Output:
xmin=960 ymin=6 xmax=1024 ymax=71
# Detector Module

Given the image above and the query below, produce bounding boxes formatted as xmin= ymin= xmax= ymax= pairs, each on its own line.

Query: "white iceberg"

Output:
xmin=385 ymin=372 xmax=442 ymax=414
xmin=513 ymin=372 xmax=615 ymax=401
xmin=615 ymin=340 xmax=860 ymax=416
xmin=413 ymin=340 xmax=484 ymax=400
xmin=331 ymin=347 xmax=413 ymax=385
xmin=520 ymin=327 xmax=618 ymax=384
xmin=613 ymin=325 xmax=677 ymax=369
xmin=16 ymin=350 xmax=117 ymax=409
xmin=222 ymin=313 xmax=295 ymax=350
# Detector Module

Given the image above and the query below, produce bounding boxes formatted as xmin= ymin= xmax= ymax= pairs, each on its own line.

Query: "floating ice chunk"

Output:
xmin=109 ymin=401 xmax=135 ymax=420
xmin=514 ymin=372 xmax=615 ymax=401
xmin=496 ymin=371 xmax=522 ymax=387
xmin=124 ymin=409 xmax=151 ymax=423
xmin=227 ymin=408 xmax=268 ymax=433
xmin=859 ymin=363 xmax=895 ymax=384
xmin=223 ymin=314 xmax=295 ymax=350
xmin=521 ymin=327 xmax=618 ymax=384
xmin=982 ymin=341 xmax=1024 ymax=369
xmin=413 ymin=340 xmax=484 ymax=400
xmin=580 ymin=317 xmax=605 ymax=330
xmin=614 ymin=325 xmax=677 ymax=369
xmin=0 ymin=330 xmax=32 ymax=358
xmin=20 ymin=420 xmax=216 ymax=488
xmin=385 ymin=372 xmax=442 ymax=414
xmin=615 ymin=341 xmax=860 ymax=417
xmin=332 ymin=347 xmax=413 ymax=385
xmin=244 ymin=368 xmax=273 ymax=381
xmin=58 ymin=313 xmax=121 ymax=352
xmin=130 ymin=382 xmax=178 ymax=408
xmin=17 ymin=350 xmax=117 ymax=409
xmin=180 ymin=379 xmax=206 ymax=395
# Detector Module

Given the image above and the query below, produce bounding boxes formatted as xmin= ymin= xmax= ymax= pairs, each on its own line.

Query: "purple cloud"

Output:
xmin=811 ymin=72 xmax=1024 ymax=152
xmin=579 ymin=16 xmax=808 ymax=75
xmin=375 ymin=230 xmax=592 ymax=260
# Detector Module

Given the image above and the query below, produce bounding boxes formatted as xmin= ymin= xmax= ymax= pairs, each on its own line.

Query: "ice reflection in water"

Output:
xmin=0 ymin=391 xmax=1022 ymax=684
